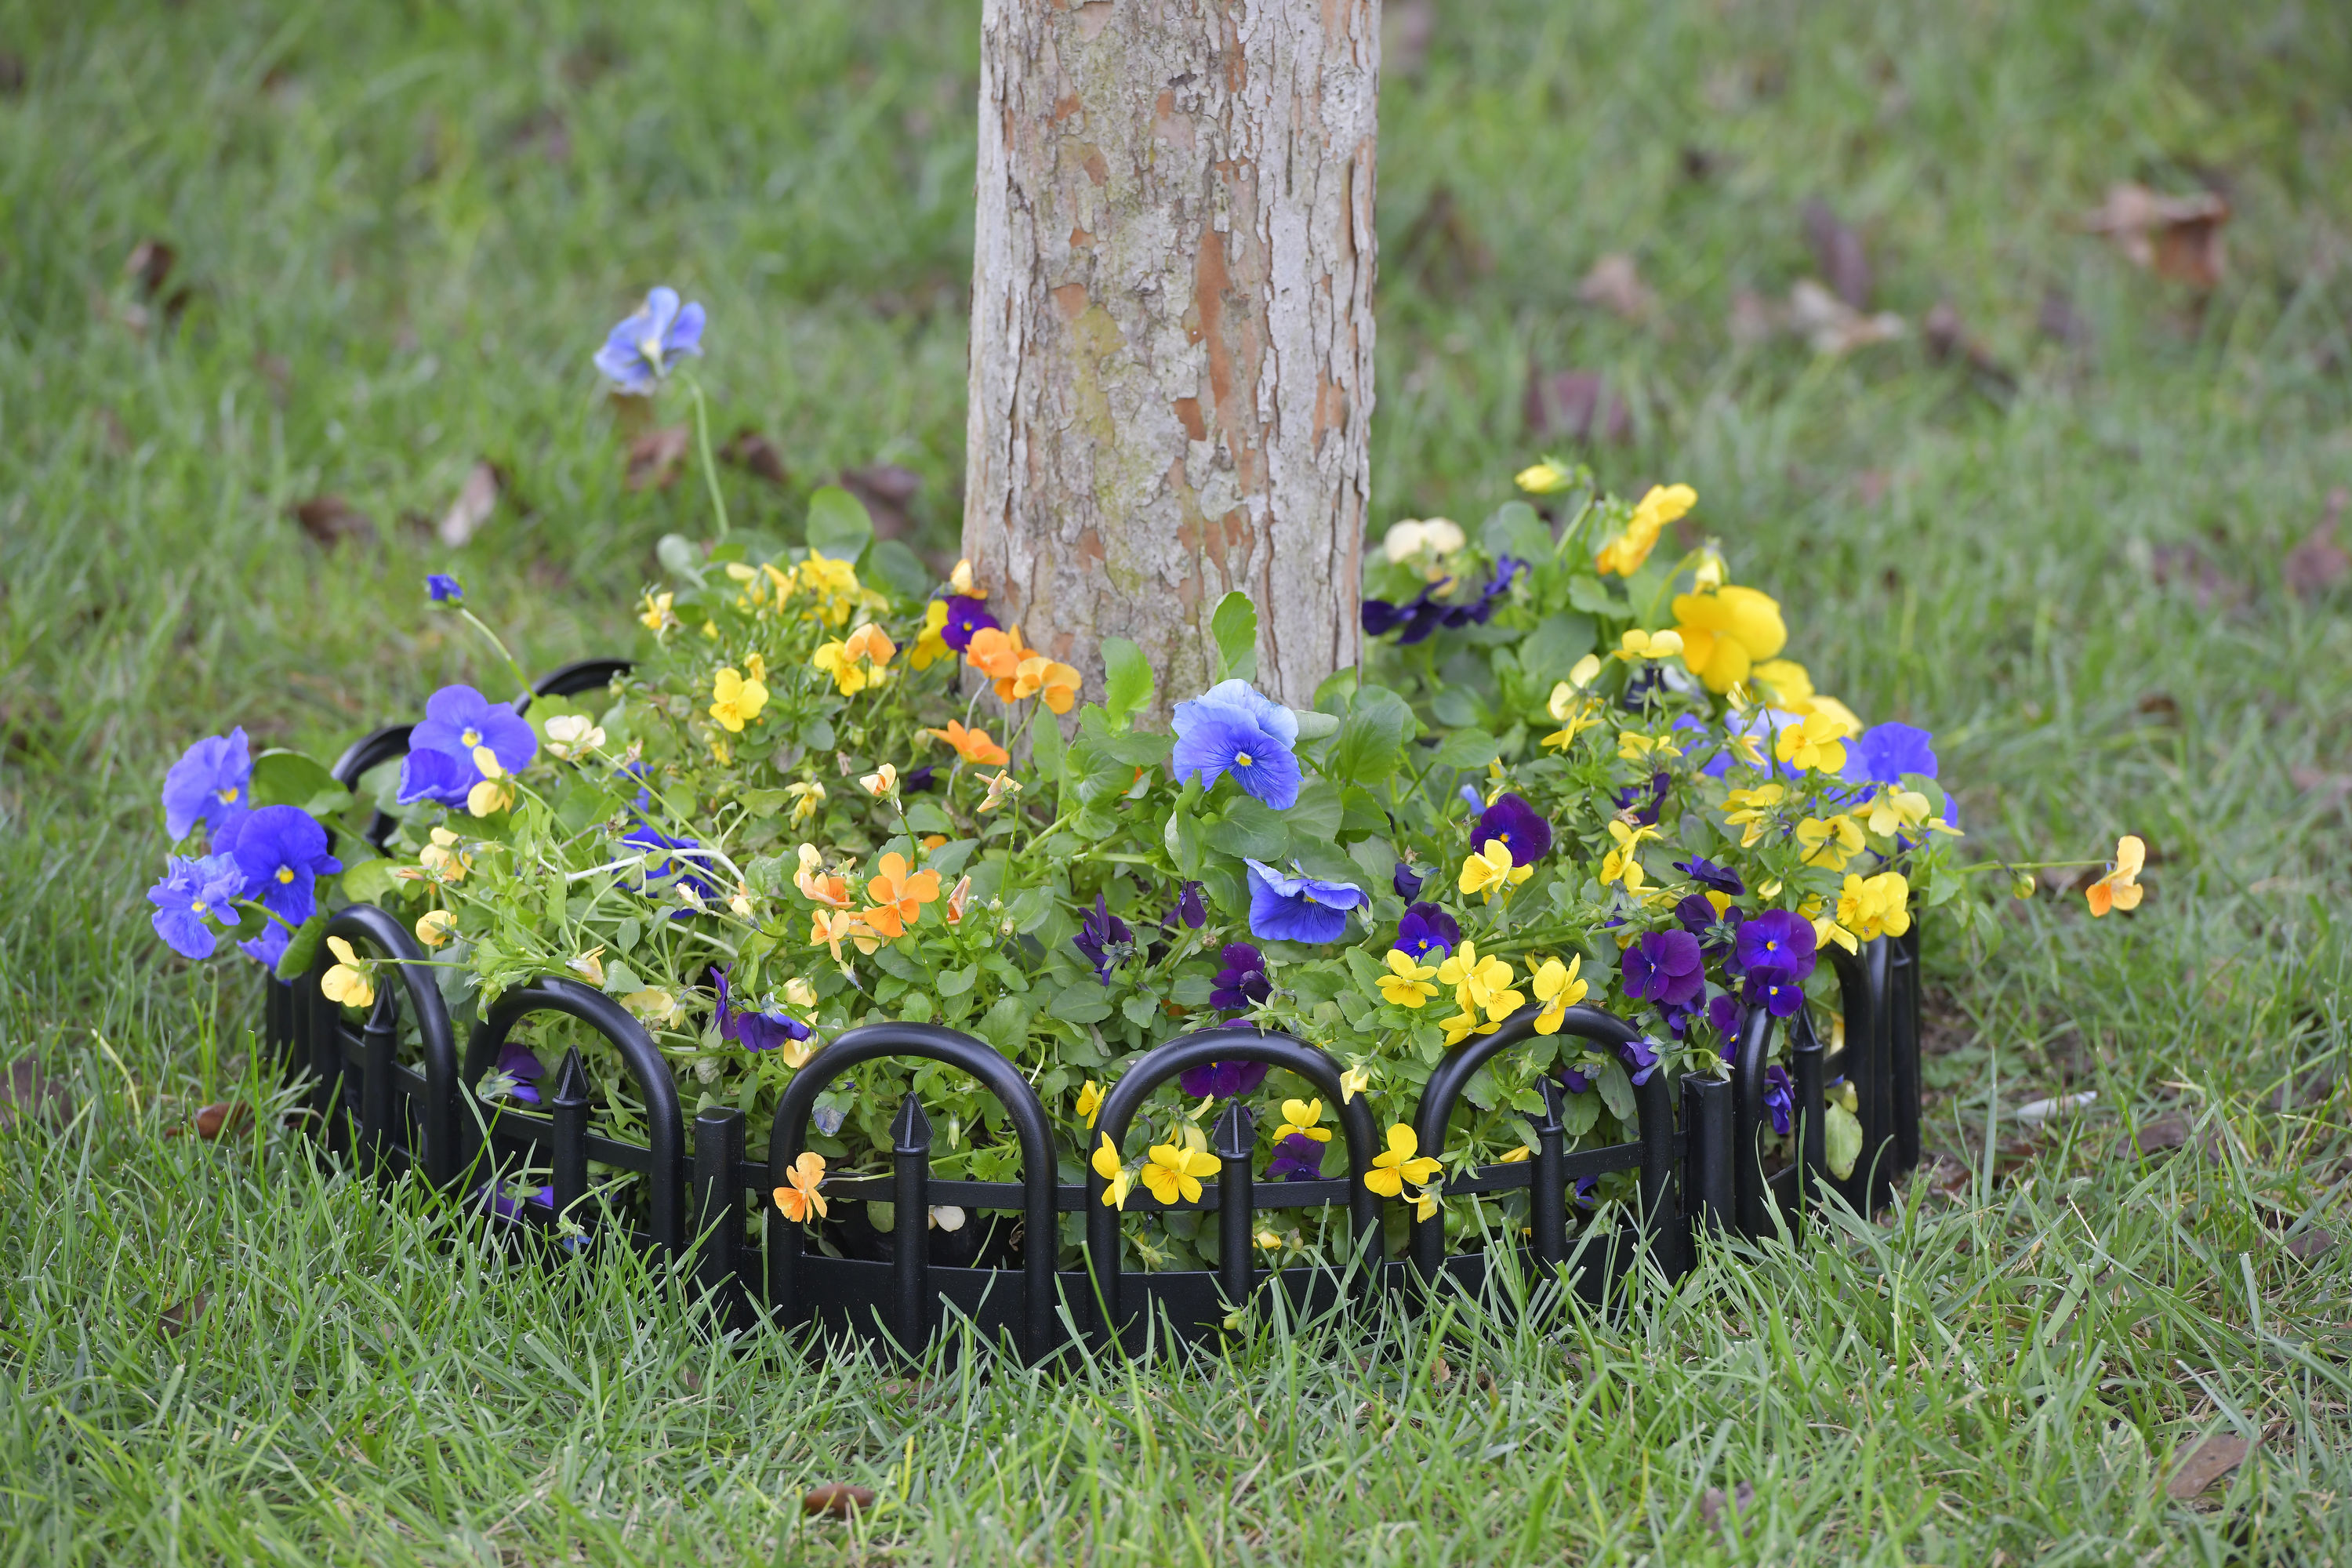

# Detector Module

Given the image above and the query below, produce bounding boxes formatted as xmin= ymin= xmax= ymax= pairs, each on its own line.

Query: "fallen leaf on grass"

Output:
xmin=159 ymin=1293 xmax=210 ymax=1337
xmin=1923 ymin=301 xmax=2018 ymax=394
xmin=1801 ymin=198 xmax=1872 ymax=310
xmin=0 ymin=1059 xmax=71 ymax=1131
xmin=1577 ymin=253 xmax=1655 ymax=321
xmin=803 ymin=1483 xmax=875 ymax=1518
xmin=840 ymin=463 xmax=921 ymax=539
xmin=2084 ymin=182 xmax=2230 ymax=289
xmin=721 ymin=429 xmax=789 ymax=486
xmin=1788 ymin=280 xmax=1907 ymax=355
xmin=2285 ymin=488 xmax=2350 ymax=599
xmin=194 ymin=1102 xmax=251 ymax=1139
xmin=626 ymin=426 xmax=691 ymax=492
xmin=2166 ymin=1432 xmax=2252 ymax=1500
xmin=125 ymin=238 xmax=177 ymax=297
xmin=1523 ymin=368 xmax=1632 ymax=445
xmin=2286 ymin=1229 xmax=2337 ymax=1261
xmin=1698 ymin=1480 xmax=1755 ymax=1536
xmin=1919 ymin=1151 xmax=1971 ymax=1196
xmin=437 ymin=459 xmax=504 ymax=547
xmin=2147 ymin=542 xmax=2243 ymax=611
xmin=290 ymin=495 xmax=376 ymax=549
xmin=2127 ymin=1113 xmax=2192 ymax=1155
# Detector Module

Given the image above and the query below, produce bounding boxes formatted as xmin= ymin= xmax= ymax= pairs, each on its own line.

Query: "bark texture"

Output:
xmin=962 ymin=0 xmax=1377 ymax=715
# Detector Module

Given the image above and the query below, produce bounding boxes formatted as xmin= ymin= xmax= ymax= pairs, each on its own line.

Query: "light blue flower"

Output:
xmin=1243 ymin=858 xmax=1366 ymax=945
xmin=161 ymin=728 xmax=252 ymax=842
xmin=147 ymin=853 xmax=245 ymax=960
xmin=593 ymin=286 xmax=705 ymax=395
xmin=1171 ymin=680 xmax=1301 ymax=809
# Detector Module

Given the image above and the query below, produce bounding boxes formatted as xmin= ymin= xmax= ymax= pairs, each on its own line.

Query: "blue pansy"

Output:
xmin=162 ymin=728 xmax=252 ymax=842
xmin=426 ymin=574 xmax=464 ymax=604
xmin=400 ymin=684 xmax=538 ymax=805
xmin=1171 ymin=680 xmax=1301 ymax=810
xmin=1242 ymin=858 xmax=1366 ymax=945
xmin=714 ymin=967 xmax=814 ymax=1054
xmin=623 ymin=822 xmax=714 ymax=902
xmin=1846 ymin=722 xmax=1938 ymax=785
xmin=1395 ymin=902 xmax=1460 ymax=963
xmin=223 ymin=804 xmax=342 ymax=927
xmin=1392 ymin=861 xmax=1428 ymax=899
xmin=593 ymin=286 xmax=706 ymax=395
xmin=147 ymin=853 xmax=245 ymax=960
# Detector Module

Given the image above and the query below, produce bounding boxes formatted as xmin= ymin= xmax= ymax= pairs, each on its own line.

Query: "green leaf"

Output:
xmin=1329 ymin=685 xmax=1416 ymax=785
xmin=1560 ymin=1089 xmax=1599 ymax=1137
xmin=339 ymin=858 xmax=398 ymax=905
xmin=1519 ymin=612 xmax=1599 ymax=689
xmin=973 ymin=997 xmax=1032 ymax=1056
xmin=1203 ymin=798 xmax=1290 ymax=861
xmin=804 ymin=485 xmax=875 ymax=563
xmin=1480 ymin=500 xmax=1555 ymax=564
xmin=1163 ymin=807 xmax=1204 ymax=877
xmin=1312 ymin=666 xmax=1359 ymax=713
xmin=868 ymin=538 xmax=932 ymax=600
xmin=273 ymin=914 xmax=328 ymax=981
xmin=657 ymin=533 xmax=706 ymax=585
xmin=1283 ymin=779 xmax=1346 ymax=847
xmin=1120 ymin=993 xmax=1163 ymax=1031
xmin=925 ymin=839 xmax=978 ymax=877
xmin=1595 ymin=1058 xmax=1636 ymax=1123
xmin=905 ymin=800 xmax=954 ymax=836
xmin=1210 ymin=591 xmax=1258 ymax=682
xmin=1047 ymin=985 xmax=1116 ymax=1025
xmin=1825 ymin=1100 xmax=1864 ymax=1180
xmin=1030 ymin=710 xmax=1068 ymax=790
xmin=1102 ymin=637 xmax=1153 ymax=727
xmin=249 ymin=750 xmax=350 ymax=815
xmin=1345 ymin=836 xmax=1399 ymax=887
xmin=1290 ymin=707 xmax=1340 ymax=741
xmin=936 ymin=966 xmax=978 ymax=998
xmin=1429 ymin=728 xmax=1501 ymax=772
xmin=1566 ymin=574 xmax=1629 ymax=617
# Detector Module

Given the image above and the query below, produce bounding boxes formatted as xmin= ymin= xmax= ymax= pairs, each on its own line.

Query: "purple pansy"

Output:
xmin=1560 ymin=1062 xmax=1595 ymax=1094
xmin=488 ymin=1041 xmax=547 ymax=1105
xmin=1615 ymin=770 xmax=1671 ymax=828
xmin=1744 ymin=970 xmax=1809 ymax=1018
xmin=1472 ymin=793 xmax=1552 ymax=865
xmin=1242 ymin=859 xmax=1366 ymax=945
xmin=1265 ymin=1132 xmax=1327 ymax=1182
xmin=223 ymin=804 xmax=342 ymax=927
xmin=1395 ymin=902 xmax=1460 ymax=963
xmin=938 ymin=595 xmax=998 ymax=652
xmin=426 ymin=574 xmax=464 ymax=604
xmin=1763 ymin=1065 xmax=1795 ymax=1135
xmin=1620 ymin=1036 xmax=1662 ymax=1087
xmin=1073 ymin=895 xmax=1135 ymax=985
xmin=1165 ymin=880 xmax=1207 ymax=931
xmin=1733 ymin=909 xmax=1817 ymax=982
xmin=713 ymin=966 xmax=815 ymax=1054
xmin=1621 ymin=929 xmax=1705 ymax=1008
xmin=147 ymin=853 xmax=246 ymax=960
xmin=593 ymin=285 xmax=705 ymax=395
xmin=1171 ymin=681 xmax=1301 ymax=810
xmin=902 ymin=765 xmax=937 ymax=794
xmin=1392 ymin=862 xmax=1428 ymax=899
xmin=1675 ymin=894 xmax=1731 ymax=951
xmin=622 ymin=822 xmax=714 ymax=902
xmin=162 ymin=728 xmax=252 ymax=842
xmin=1360 ymin=583 xmax=1454 ymax=645
xmin=1675 ymin=855 xmax=1744 ymax=897
xmin=1708 ymin=993 xmax=1744 ymax=1040
xmin=481 ymin=1178 xmax=555 ymax=1221
xmin=1209 ymin=943 xmax=1272 ymax=1011
xmin=400 ymin=684 xmax=537 ymax=806
xmin=1178 ymin=1059 xmax=1270 ymax=1100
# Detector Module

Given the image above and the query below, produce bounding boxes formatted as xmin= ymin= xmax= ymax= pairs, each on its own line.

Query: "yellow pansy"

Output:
xmin=1864 ymin=787 xmax=1932 ymax=837
xmin=861 ymin=762 xmax=898 ymax=798
xmin=1273 ymin=1099 xmax=1331 ymax=1145
xmin=1773 ymin=707 xmax=1854 ymax=774
xmin=321 ymin=936 xmax=374 ymax=1008
xmin=798 ymin=550 xmax=869 ymax=627
xmin=1618 ymin=730 xmax=1682 ymax=761
xmin=1670 ymin=584 xmax=1788 ymax=692
xmin=907 ymin=599 xmax=953 ymax=671
xmin=1376 ymin=949 xmax=1440 ymax=1008
xmin=1515 ymin=458 xmax=1577 ymax=495
xmin=1795 ymin=813 xmax=1865 ymax=870
xmin=1600 ymin=820 xmax=1658 ymax=890
xmin=566 ymin=947 xmax=605 ymax=985
xmin=1364 ymin=1124 xmax=1444 ymax=1198
xmin=1613 ymin=627 xmax=1684 ymax=662
xmin=1076 ymin=1080 xmax=1104 ymax=1127
xmin=1750 ymin=658 xmax=1815 ymax=712
xmin=2086 ymin=835 xmax=2146 ymax=917
xmin=1721 ymin=783 xmax=1786 ymax=848
xmin=785 ymin=780 xmax=826 ymax=825
xmin=1458 ymin=838 xmax=1532 ymax=903
xmin=1091 ymin=1133 xmax=1134 ymax=1208
xmin=1436 ymin=940 xmax=1522 ymax=1022
xmin=709 ymin=666 xmax=769 ymax=732
xmin=1439 ymin=1009 xmax=1491 ymax=1046
xmin=1836 ymin=871 xmax=1912 ymax=942
xmin=1340 ymin=1065 xmax=1372 ymax=1104
xmin=1530 ymin=954 xmax=1588 ymax=1034
xmin=638 ymin=590 xmax=675 ymax=633
xmin=414 ymin=909 xmax=456 ymax=948
xmin=949 ymin=557 xmax=983 ymax=597
xmin=1595 ymin=483 xmax=1695 ymax=577
xmin=1141 ymin=1127 xmax=1221 ymax=1205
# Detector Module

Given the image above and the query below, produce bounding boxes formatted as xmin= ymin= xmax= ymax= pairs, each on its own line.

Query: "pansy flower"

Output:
xmin=1364 ymin=1124 xmax=1443 ymax=1199
xmin=858 ymin=851 xmax=940 ymax=938
xmin=713 ymin=966 xmax=817 ymax=1065
xmin=1073 ymin=895 xmax=1134 ymax=985
xmin=1209 ymin=942 xmax=1271 ymax=1011
xmin=1241 ymin=859 xmax=1365 ymax=945
xmin=2086 ymin=835 xmax=2145 ymax=917
xmin=162 ymin=728 xmax=253 ymax=842
xmin=426 ymin=573 xmax=464 ymax=604
xmin=1844 ymin=721 xmax=1938 ymax=785
xmin=772 ymin=1151 xmax=828 ymax=1223
xmin=1395 ymin=902 xmax=1459 ymax=963
xmin=1178 ymin=1060 xmax=1271 ymax=1099
xmin=1392 ymin=861 xmax=1428 ymax=899
xmin=1457 ymin=838 xmax=1531 ymax=902
xmin=939 ymin=594 xmax=999 ymax=652
xmin=1171 ymin=681 xmax=1301 ymax=810
xmin=1619 ymin=1036 xmax=1662 ymax=1087
xmin=926 ymin=720 xmax=1009 ymax=768
xmin=593 ymin=285 xmax=706 ymax=395
xmin=1141 ymin=1127 xmax=1221 ymax=1204
xmin=401 ymin=684 xmax=537 ymax=805
xmin=1674 ymin=855 xmax=1744 ymax=897
xmin=1530 ymin=955 xmax=1588 ymax=1033
xmin=147 ymin=852 xmax=246 ymax=960
xmin=1621 ymin=929 xmax=1704 ymax=1008
xmin=223 ymin=804 xmax=342 ymax=928
xmin=1376 ymin=949 xmax=1440 ymax=1008
xmin=1733 ymin=909 xmax=1816 ymax=982
xmin=1472 ymin=793 xmax=1552 ymax=866
xmin=1265 ymin=1132 xmax=1327 ymax=1183
xmin=481 ymin=1040 xmax=546 ymax=1105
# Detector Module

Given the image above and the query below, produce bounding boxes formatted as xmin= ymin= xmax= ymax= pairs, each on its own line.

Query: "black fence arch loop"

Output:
xmin=462 ymin=977 xmax=686 ymax=1256
xmin=1824 ymin=938 xmax=1896 ymax=1214
xmin=310 ymin=903 xmax=462 ymax=1186
xmin=1085 ymin=1028 xmax=1382 ymax=1348
xmin=1410 ymin=1002 xmax=1682 ymax=1289
xmin=764 ymin=1023 xmax=1060 ymax=1366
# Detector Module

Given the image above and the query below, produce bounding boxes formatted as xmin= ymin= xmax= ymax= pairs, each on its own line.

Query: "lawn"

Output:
xmin=5 ymin=0 xmax=2352 ymax=1560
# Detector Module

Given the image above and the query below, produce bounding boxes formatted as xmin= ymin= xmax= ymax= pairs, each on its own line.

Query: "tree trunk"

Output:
xmin=961 ymin=0 xmax=1377 ymax=717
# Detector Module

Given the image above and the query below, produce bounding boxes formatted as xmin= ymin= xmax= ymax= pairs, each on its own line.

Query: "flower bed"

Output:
xmin=152 ymin=289 xmax=2144 ymax=1355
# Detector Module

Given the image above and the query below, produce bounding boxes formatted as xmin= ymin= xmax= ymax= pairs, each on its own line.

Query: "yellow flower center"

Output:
xmin=190 ymin=899 xmax=208 ymax=915
xmin=277 ymin=866 xmax=295 ymax=884
xmin=216 ymin=786 xmax=239 ymax=804
xmin=1235 ymin=751 xmax=1254 ymax=768
xmin=461 ymin=728 xmax=481 ymax=748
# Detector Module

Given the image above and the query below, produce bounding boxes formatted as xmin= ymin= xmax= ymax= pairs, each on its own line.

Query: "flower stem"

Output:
xmin=684 ymin=373 xmax=731 ymax=541
xmin=456 ymin=608 xmax=535 ymax=705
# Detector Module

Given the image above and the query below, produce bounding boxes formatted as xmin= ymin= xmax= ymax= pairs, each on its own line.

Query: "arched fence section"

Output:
xmin=270 ymin=659 xmax=1925 ymax=1359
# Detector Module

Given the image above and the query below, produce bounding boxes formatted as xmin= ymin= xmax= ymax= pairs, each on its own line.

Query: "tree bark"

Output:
xmin=962 ymin=0 xmax=1377 ymax=717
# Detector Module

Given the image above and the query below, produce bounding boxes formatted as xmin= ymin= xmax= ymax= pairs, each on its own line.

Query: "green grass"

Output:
xmin=5 ymin=0 xmax=2352 ymax=1559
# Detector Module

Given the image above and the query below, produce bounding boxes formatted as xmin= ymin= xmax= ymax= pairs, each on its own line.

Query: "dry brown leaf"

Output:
xmin=721 ymin=429 xmax=789 ymax=487
xmin=802 ymin=1483 xmax=875 ymax=1518
xmin=1 ymin=1058 xmax=71 ymax=1131
xmin=1698 ymin=1480 xmax=1755 ymax=1536
xmin=437 ymin=460 xmax=504 ymax=547
xmin=2127 ymin=1114 xmax=2191 ymax=1156
xmin=195 ymin=1102 xmax=251 ymax=1140
xmin=626 ymin=426 xmax=691 ymax=492
xmin=2286 ymin=1229 xmax=2337 ymax=1261
xmin=840 ymin=463 xmax=921 ymax=539
xmin=1788 ymin=280 xmax=1907 ymax=355
xmin=2285 ymin=488 xmax=2350 ymax=599
xmin=1919 ymin=1151 xmax=1970 ymax=1196
xmin=2136 ymin=691 xmax=2181 ymax=724
xmin=1802 ymin=198 xmax=1872 ymax=310
xmin=125 ymin=238 xmax=177 ymax=297
xmin=159 ymin=1293 xmax=210 ymax=1338
xmin=1577 ymin=253 xmax=1654 ymax=321
xmin=290 ymin=495 xmax=376 ymax=549
xmin=2166 ymin=1432 xmax=2252 ymax=1500
xmin=2084 ymin=182 xmax=2229 ymax=289
xmin=2147 ymin=543 xmax=2241 ymax=611
xmin=1523 ymin=368 xmax=1632 ymax=445
xmin=1923 ymin=301 xmax=2018 ymax=393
